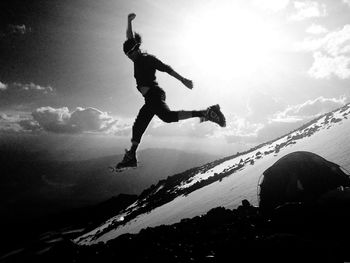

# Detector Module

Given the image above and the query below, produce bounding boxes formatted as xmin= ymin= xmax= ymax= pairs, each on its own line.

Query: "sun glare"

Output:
xmin=181 ymin=3 xmax=280 ymax=81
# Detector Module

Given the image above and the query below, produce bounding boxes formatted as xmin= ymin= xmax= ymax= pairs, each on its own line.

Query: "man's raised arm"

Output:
xmin=126 ymin=13 xmax=136 ymax=39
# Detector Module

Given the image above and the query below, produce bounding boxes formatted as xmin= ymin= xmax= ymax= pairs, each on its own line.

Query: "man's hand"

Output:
xmin=128 ymin=13 xmax=136 ymax=21
xmin=182 ymin=78 xmax=193 ymax=90
xmin=126 ymin=13 xmax=136 ymax=39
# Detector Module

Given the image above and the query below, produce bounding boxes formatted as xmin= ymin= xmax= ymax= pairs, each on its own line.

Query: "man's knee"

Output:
xmin=158 ymin=112 xmax=178 ymax=123
xmin=159 ymin=116 xmax=175 ymax=123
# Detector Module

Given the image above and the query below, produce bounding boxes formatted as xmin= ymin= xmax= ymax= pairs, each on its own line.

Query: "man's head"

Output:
xmin=123 ymin=33 xmax=142 ymax=60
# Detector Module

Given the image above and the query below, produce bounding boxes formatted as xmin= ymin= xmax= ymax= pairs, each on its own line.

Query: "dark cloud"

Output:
xmin=7 ymin=24 xmax=30 ymax=35
xmin=32 ymin=106 xmax=117 ymax=134
xmin=0 ymin=113 xmax=23 ymax=132
xmin=0 ymin=113 xmax=7 ymax=120
xmin=18 ymin=119 xmax=41 ymax=132
xmin=0 ymin=24 xmax=31 ymax=38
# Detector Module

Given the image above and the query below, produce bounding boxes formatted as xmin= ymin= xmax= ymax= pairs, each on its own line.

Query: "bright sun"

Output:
xmin=181 ymin=2 xmax=280 ymax=81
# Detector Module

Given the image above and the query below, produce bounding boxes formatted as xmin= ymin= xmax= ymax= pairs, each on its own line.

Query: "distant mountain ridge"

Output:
xmin=75 ymin=103 xmax=350 ymax=245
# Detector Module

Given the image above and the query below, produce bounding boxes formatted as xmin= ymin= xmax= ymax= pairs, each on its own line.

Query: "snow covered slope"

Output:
xmin=75 ymin=103 xmax=350 ymax=245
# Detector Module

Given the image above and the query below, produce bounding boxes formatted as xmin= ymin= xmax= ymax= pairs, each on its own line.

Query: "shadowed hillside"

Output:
xmin=3 ymin=199 xmax=350 ymax=263
xmin=0 ymin=148 xmax=217 ymax=257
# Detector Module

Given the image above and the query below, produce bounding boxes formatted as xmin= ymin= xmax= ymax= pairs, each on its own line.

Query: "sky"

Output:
xmin=1 ymin=0 xmax=350 ymax=157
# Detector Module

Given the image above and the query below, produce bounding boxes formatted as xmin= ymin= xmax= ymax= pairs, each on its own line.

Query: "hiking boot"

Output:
xmin=116 ymin=149 xmax=137 ymax=169
xmin=204 ymin=104 xmax=226 ymax=127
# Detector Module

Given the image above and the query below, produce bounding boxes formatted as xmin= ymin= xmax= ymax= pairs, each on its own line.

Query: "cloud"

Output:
xmin=18 ymin=119 xmax=41 ymax=132
xmin=0 ymin=113 xmax=9 ymax=121
xmin=0 ymin=81 xmax=7 ymax=90
xmin=306 ymin=24 xmax=328 ymax=35
xmin=290 ymin=1 xmax=327 ymax=21
xmin=0 ymin=24 xmax=31 ymax=38
xmin=308 ymin=52 xmax=350 ymax=79
xmin=0 ymin=113 xmax=27 ymax=133
xmin=296 ymin=25 xmax=350 ymax=55
xmin=343 ymin=0 xmax=350 ymax=7
xmin=0 ymin=113 xmax=19 ymax=122
xmin=295 ymin=24 xmax=350 ymax=79
xmin=272 ymin=96 xmax=347 ymax=122
xmin=323 ymin=25 xmax=350 ymax=57
xmin=7 ymin=24 xmax=29 ymax=35
xmin=14 ymin=82 xmax=54 ymax=93
xmin=0 ymin=81 xmax=55 ymax=109
xmin=32 ymin=107 xmax=118 ymax=134
xmin=237 ymin=96 xmax=348 ymax=144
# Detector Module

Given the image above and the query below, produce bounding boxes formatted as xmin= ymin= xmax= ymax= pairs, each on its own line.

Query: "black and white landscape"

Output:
xmin=2 ymin=103 xmax=350 ymax=263
xmin=75 ymin=103 xmax=350 ymax=246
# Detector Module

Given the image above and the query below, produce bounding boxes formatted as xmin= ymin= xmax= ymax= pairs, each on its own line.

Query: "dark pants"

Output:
xmin=132 ymin=87 xmax=179 ymax=143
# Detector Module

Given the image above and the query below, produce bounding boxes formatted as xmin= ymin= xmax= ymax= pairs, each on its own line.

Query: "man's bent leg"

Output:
xmin=131 ymin=104 xmax=155 ymax=149
xmin=116 ymin=104 xmax=154 ymax=170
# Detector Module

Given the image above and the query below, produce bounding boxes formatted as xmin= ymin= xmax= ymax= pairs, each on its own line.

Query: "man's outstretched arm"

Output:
xmin=169 ymin=70 xmax=193 ymax=90
xmin=126 ymin=13 xmax=136 ymax=39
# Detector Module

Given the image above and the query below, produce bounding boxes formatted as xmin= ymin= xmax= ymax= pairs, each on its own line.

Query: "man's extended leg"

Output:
xmin=203 ymin=104 xmax=226 ymax=127
xmin=157 ymin=106 xmax=226 ymax=127
xmin=151 ymin=88 xmax=206 ymax=122
xmin=178 ymin=110 xmax=205 ymax=120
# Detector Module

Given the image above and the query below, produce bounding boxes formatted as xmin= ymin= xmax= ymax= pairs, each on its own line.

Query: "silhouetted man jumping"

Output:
xmin=115 ymin=13 xmax=226 ymax=171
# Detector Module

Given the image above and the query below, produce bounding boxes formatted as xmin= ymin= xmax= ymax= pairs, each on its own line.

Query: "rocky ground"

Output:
xmin=3 ymin=196 xmax=350 ymax=263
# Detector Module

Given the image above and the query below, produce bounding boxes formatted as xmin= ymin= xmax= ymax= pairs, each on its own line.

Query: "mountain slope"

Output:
xmin=75 ymin=103 xmax=350 ymax=245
